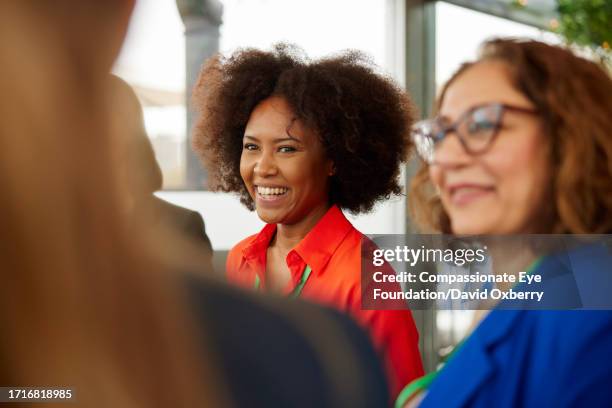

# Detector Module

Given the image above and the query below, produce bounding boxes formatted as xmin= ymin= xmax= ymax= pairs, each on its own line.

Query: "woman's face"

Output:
xmin=240 ymin=96 xmax=333 ymax=225
xmin=429 ymin=61 xmax=550 ymax=234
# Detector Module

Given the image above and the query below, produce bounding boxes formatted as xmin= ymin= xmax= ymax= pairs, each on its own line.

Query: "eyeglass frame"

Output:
xmin=411 ymin=102 xmax=539 ymax=164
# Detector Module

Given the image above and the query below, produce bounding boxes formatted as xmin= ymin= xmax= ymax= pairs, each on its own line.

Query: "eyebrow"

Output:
xmin=243 ymin=135 xmax=302 ymax=143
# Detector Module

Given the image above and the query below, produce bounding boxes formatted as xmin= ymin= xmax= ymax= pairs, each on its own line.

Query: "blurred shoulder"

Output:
xmin=184 ymin=275 xmax=390 ymax=408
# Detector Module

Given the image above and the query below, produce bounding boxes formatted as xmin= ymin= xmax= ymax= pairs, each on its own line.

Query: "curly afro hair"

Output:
xmin=192 ymin=43 xmax=415 ymax=214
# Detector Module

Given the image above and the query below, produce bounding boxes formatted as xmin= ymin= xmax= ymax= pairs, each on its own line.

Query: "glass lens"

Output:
xmin=411 ymin=120 xmax=436 ymax=163
xmin=458 ymin=104 xmax=502 ymax=152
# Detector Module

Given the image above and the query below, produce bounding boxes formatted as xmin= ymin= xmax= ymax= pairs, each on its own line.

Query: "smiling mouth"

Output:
xmin=448 ymin=185 xmax=495 ymax=206
xmin=255 ymin=185 xmax=290 ymax=201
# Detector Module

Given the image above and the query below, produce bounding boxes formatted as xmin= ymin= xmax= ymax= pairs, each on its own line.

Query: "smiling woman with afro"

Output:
xmin=191 ymin=43 xmax=423 ymax=400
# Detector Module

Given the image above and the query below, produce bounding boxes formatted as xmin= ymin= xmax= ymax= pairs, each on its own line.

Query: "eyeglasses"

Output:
xmin=411 ymin=103 xmax=538 ymax=164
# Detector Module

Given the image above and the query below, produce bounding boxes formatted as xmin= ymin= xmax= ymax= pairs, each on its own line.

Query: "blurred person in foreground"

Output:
xmin=0 ymin=2 xmax=221 ymax=406
xmin=399 ymin=38 xmax=612 ymax=407
xmin=192 ymin=45 xmax=424 ymax=399
xmin=108 ymin=75 xmax=213 ymax=275
xmin=0 ymin=2 xmax=390 ymax=407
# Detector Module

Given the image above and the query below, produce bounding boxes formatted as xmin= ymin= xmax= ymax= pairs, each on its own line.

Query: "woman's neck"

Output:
xmin=272 ymin=203 xmax=331 ymax=253
xmin=489 ymin=239 xmax=537 ymax=291
xmin=466 ymin=239 xmax=539 ymax=334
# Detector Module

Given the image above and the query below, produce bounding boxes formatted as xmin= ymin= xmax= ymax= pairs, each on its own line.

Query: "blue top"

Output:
xmin=420 ymin=242 xmax=612 ymax=407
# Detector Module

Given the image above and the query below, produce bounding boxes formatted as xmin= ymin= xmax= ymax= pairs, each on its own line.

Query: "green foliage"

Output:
xmin=556 ymin=0 xmax=612 ymax=49
xmin=510 ymin=0 xmax=528 ymax=8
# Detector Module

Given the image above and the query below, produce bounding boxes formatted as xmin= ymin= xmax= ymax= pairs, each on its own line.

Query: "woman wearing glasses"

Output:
xmin=399 ymin=38 xmax=612 ymax=407
xmin=192 ymin=44 xmax=424 ymax=399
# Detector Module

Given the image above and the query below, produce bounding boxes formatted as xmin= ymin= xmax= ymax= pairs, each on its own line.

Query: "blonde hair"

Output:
xmin=0 ymin=2 xmax=223 ymax=406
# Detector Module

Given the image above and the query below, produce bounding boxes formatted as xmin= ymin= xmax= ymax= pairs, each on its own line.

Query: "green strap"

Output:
xmin=252 ymin=264 xmax=312 ymax=299
xmin=289 ymin=265 xmax=312 ymax=298
xmin=395 ymin=340 xmax=466 ymax=408
xmin=394 ymin=371 xmax=438 ymax=408
xmin=525 ymin=257 xmax=543 ymax=276
xmin=509 ymin=256 xmax=543 ymax=290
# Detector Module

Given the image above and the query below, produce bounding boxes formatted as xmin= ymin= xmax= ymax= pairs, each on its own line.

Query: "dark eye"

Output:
xmin=278 ymin=146 xmax=297 ymax=153
xmin=243 ymin=143 xmax=259 ymax=151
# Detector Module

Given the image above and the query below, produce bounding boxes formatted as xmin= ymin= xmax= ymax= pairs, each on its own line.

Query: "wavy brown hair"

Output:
xmin=409 ymin=38 xmax=612 ymax=234
xmin=192 ymin=44 xmax=415 ymax=214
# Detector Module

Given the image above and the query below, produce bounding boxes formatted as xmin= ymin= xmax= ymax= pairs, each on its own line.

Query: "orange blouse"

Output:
xmin=226 ymin=205 xmax=424 ymax=398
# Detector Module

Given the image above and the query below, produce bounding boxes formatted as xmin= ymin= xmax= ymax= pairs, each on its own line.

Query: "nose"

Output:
xmin=254 ymin=150 xmax=278 ymax=177
xmin=432 ymin=131 xmax=471 ymax=169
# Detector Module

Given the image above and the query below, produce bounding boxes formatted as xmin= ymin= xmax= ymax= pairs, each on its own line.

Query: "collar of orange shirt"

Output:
xmin=241 ymin=205 xmax=354 ymax=283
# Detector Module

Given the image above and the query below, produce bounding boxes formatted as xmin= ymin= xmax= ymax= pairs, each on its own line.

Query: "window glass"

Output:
xmin=114 ymin=0 xmax=388 ymax=190
xmin=436 ymin=2 xmax=559 ymax=87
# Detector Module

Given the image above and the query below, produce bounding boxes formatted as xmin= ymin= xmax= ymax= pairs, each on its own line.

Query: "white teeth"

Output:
xmin=257 ymin=186 xmax=288 ymax=196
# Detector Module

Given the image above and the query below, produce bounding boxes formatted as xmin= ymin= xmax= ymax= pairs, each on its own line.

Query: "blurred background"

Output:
xmin=112 ymin=0 xmax=611 ymax=372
